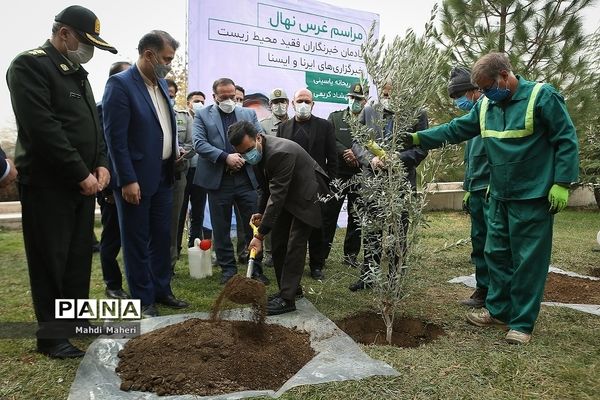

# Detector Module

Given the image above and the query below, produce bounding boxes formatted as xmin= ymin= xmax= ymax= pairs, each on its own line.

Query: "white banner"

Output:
xmin=188 ymin=0 xmax=379 ymax=119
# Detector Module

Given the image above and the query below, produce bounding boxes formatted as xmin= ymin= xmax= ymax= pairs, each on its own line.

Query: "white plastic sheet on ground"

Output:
xmin=68 ymin=298 xmax=399 ymax=400
xmin=448 ymin=266 xmax=600 ymax=316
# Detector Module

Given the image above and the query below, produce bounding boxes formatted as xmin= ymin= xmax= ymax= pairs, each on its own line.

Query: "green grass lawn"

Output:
xmin=1 ymin=209 xmax=599 ymax=399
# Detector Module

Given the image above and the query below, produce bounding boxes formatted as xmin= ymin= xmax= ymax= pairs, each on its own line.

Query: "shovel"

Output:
xmin=245 ymin=220 xmax=260 ymax=280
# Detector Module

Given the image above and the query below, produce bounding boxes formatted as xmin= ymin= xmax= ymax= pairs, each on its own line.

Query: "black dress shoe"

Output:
xmin=266 ymin=297 xmax=296 ymax=316
xmin=220 ymin=274 xmax=234 ymax=285
xmin=105 ymin=288 xmax=130 ymax=299
xmin=252 ymin=273 xmax=270 ymax=285
xmin=348 ymin=280 xmax=371 ymax=292
xmin=460 ymin=287 xmax=487 ymax=308
xmin=157 ymin=294 xmax=189 ymax=309
xmin=37 ymin=340 xmax=85 ymax=359
xmin=310 ymin=269 xmax=324 ymax=280
xmin=142 ymin=304 xmax=158 ymax=318
xmin=268 ymin=289 xmax=303 ymax=301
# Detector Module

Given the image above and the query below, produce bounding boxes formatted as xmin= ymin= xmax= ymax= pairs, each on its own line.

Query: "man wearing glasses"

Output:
xmin=192 ymin=78 xmax=269 ymax=285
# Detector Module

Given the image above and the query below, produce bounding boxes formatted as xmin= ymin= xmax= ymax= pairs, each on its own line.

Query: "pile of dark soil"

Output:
xmin=211 ymin=274 xmax=266 ymax=323
xmin=544 ymin=272 xmax=600 ymax=304
xmin=336 ymin=312 xmax=445 ymax=347
xmin=116 ymin=318 xmax=314 ymax=396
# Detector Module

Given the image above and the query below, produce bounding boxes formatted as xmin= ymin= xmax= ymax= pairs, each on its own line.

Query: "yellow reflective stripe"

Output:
xmin=525 ymin=82 xmax=543 ymax=131
xmin=479 ymin=83 xmax=544 ymax=139
xmin=479 ymin=97 xmax=489 ymax=133
xmin=481 ymin=127 xmax=534 ymax=138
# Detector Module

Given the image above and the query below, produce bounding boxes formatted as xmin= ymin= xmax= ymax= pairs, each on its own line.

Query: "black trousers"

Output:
xmin=307 ymin=203 xmax=327 ymax=271
xmin=271 ymin=209 xmax=313 ymax=301
xmin=97 ymin=193 xmax=123 ymax=290
xmin=322 ymin=177 xmax=361 ymax=260
xmin=177 ymin=167 xmax=211 ymax=251
xmin=20 ymin=184 xmax=95 ymax=342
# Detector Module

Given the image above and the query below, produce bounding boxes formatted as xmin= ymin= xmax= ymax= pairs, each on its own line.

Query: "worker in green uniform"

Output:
xmin=406 ymin=52 xmax=579 ymax=344
xmin=7 ymin=5 xmax=117 ymax=358
xmin=447 ymin=66 xmax=489 ymax=308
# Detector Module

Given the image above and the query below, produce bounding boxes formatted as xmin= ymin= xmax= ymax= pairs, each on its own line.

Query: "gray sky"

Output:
xmin=1 ymin=0 xmax=598 ymax=131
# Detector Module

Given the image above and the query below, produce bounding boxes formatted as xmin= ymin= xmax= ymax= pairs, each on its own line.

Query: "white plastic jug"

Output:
xmin=188 ymin=238 xmax=212 ymax=279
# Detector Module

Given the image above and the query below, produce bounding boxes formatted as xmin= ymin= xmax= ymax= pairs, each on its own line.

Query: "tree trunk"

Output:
xmin=382 ymin=309 xmax=394 ymax=345
xmin=498 ymin=5 xmax=507 ymax=52
xmin=594 ymin=186 xmax=600 ymax=210
xmin=386 ymin=322 xmax=393 ymax=345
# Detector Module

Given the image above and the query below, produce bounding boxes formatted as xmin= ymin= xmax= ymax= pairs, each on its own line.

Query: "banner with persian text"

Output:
xmin=187 ymin=0 xmax=379 ymax=120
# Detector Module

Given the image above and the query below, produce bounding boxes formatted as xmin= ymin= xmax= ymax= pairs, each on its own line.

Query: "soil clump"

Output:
xmin=544 ymin=272 xmax=600 ymax=304
xmin=116 ymin=318 xmax=314 ymax=397
xmin=211 ymin=274 xmax=267 ymax=324
xmin=336 ymin=312 xmax=445 ymax=347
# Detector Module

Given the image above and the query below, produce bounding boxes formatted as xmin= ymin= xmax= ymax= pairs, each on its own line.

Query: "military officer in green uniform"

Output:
xmin=447 ymin=66 xmax=489 ymax=308
xmin=407 ymin=52 xmax=579 ymax=344
xmin=7 ymin=5 xmax=117 ymax=358
xmin=322 ymin=83 xmax=367 ymax=267
xmin=260 ymin=88 xmax=290 ymax=136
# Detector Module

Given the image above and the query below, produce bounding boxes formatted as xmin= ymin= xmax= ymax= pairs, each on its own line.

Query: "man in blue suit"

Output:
xmin=193 ymin=78 xmax=268 ymax=285
xmin=103 ymin=30 xmax=188 ymax=317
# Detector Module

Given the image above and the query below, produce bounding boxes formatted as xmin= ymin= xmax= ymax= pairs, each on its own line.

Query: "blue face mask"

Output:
xmin=243 ymin=146 xmax=262 ymax=165
xmin=483 ymin=79 xmax=511 ymax=102
xmin=454 ymin=95 xmax=474 ymax=111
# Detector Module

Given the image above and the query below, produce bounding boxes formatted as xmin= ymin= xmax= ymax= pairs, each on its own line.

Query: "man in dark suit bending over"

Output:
xmin=228 ymin=121 xmax=326 ymax=316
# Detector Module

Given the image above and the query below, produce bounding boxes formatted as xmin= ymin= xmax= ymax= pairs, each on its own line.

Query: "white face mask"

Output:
xmin=380 ymin=98 xmax=390 ymax=110
xmin=295 ymin=102 xmax=312 ymax=119
xmin=192 ymin=102 xmax=204 ymax=113
xmin=271 ymin=103 xmax=288 ymax=117
xmin=218 ymin=99 xmax=236 ymax=114
xmin=66 ymin=41 xmax=94 ymax=65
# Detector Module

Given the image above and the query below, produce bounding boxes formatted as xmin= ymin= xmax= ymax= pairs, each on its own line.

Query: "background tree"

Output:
xmin=577 ymin=26 xmax=600 ymax=208
xmin=426 ymin=0 xmax=600 ymax=186
xmin=168 ymin=53 xmax=189 ymax=109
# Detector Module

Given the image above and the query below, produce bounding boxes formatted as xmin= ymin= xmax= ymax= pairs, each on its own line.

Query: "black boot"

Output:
xmin=460 ymin=287 xmax=487 ymax=308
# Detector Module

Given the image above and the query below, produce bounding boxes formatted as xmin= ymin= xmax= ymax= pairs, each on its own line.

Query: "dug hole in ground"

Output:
xmin=449 ymin=266 xmax=600 ymax=316
xmin=68 ymin=299 xmax=399 ymax=399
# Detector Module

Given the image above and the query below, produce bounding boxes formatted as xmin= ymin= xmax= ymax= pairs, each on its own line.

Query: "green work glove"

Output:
xmin=462 ymin=191 xmax=471 ymax=213
xmin=411 ymin=132 xmax=420 ymax=145
xmin=548 ymin=184 xmax=569 ymax=214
